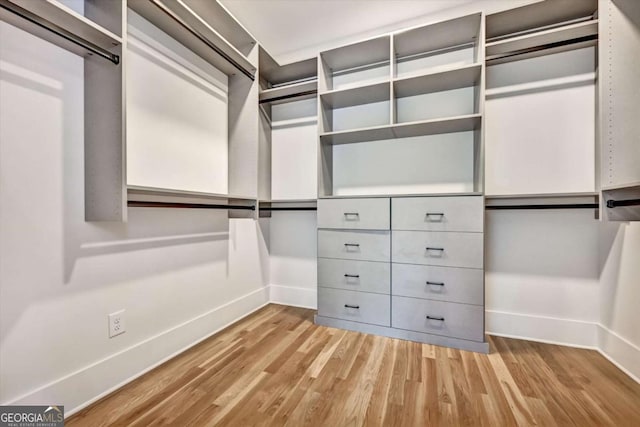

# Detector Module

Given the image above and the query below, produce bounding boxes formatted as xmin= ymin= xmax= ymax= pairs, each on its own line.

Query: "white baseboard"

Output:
xmin=486 ymin=310 xmax=598 ymax=349
xmin=597 ymin=324 xmax=640 ymax=384
xmin=5 ymin=286 xmax=270 ymax=417
xmin=269 ymin=284 xmax=317 ymax=309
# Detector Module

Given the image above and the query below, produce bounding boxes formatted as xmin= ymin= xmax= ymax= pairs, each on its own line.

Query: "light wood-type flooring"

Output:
xmin=68 ymin=304 xmax=640 ymax=426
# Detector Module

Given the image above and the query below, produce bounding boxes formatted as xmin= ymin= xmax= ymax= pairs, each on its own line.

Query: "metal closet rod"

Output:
xmin=486 ymin=203 xmax=599 ymax=210
xmin=129 ymin=201 xmax=255 ymax=210
xmin=149 ymin=0 xmax=255 ymax=81
xmin=0 ymin=1 xmax=119 ymax=64
xmin=486 ymin=34 xmax=598 ymax=63
xmin=606 ymin=198 xmax=640 ymax=208
xmin=259 ymin=89 xmax=317 ymax=104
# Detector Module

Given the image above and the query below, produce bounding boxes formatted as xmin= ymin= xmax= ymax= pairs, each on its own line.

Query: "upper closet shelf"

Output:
xmin=0 ymin=0 xmax=122 ymax=63
xmin=393 ymin=63 xmax=481 ymax=98
xmin=486 ymin=0 xmax=597 ymax=40
xmin=320 ymin=114 xmax=481 ymax=145
xmin=259 ymin=80 xmax=317 ymax=104
xmin=127 ymin=185 xmax=256 ymax=205
xmin=320 ymin=81 xmax=389 ymax=108
xmin=486 ymin=19 xmax=598 ymax=60
xmin=128 ymin=0 xmax=256 ymax=80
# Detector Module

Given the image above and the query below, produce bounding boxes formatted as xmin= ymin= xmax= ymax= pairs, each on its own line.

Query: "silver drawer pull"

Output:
xmin=425 ymin=212 xmax=445 ymax=219
xmin=426 ymin=247 xmax=444 ymax=252
xmin=426 ymin=315 xmax=445 ymax=321
xmin=344 ymin=243 xmax=360 ymax=247
xmin=344 ymin=304 xmax=360 ymax=309
xmin=426 ymin=281 xmax=445 ymax=286
xmin=344 ymin=212 xmax=359 ymax=217
xmin=344 ymin=274 xmax=360 ymax=278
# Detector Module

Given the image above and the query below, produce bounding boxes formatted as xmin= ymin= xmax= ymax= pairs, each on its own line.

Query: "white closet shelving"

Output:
xmin=600 ymin=0 xmax=640 ymax=221
xmin=484 ymin=0 xmax=598 ymax=199
xmin=315 ymin=13 xmax=488 ymax=353
xmin=126 ymin=0 xmax=261 ymax=217
xmin=257 ymin=47 xmax=318 ymax=213
xmin=319 ymin=13 xmax=483 ymax=198
xmin=0 ymin=0 xmax=126 ymax=221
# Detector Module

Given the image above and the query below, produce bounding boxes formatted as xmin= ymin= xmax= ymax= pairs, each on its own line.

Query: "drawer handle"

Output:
xmin=426 ymin=281 xmax=445 ymax=286
xmin=425 ymin=212 xmax=445 ymax=219
xmin=344 ymin=274 xmax=360 ymax=278
xmin=426 ymin=247 xmax=445 ymax=252
xmin=344 ymin=243 xmax=360 ymax=247
xmin=344 ymin=304 xmax=360 ymax=309
xmin=344 ymin=212 xmax=359 ymax=217
xmin=426 ymin=315 xmax=445 ymax=321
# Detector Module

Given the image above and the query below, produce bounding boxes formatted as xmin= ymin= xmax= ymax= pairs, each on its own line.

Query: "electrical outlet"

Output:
xmin=108 ymin=310 xmax=126 ymax=338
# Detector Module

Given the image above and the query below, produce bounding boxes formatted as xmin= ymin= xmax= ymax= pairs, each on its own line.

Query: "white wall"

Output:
xmin=485 ymin=209 xmax=601 ymax=346
xmin=268 ymin=212 xmax=317 ymax=308
xmin=598 ymin=222 xmax=640 ymax=381
xmin=0 ymin=17 xmax=269 ymax=414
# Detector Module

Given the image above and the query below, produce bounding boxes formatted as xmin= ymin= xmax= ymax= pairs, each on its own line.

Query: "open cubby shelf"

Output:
xmin=320 ymin=114 xmax=481 ymax=145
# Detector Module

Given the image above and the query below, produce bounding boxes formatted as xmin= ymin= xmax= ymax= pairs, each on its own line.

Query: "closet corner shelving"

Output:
xmin=257 ymin=47 xmax=319 ymax=207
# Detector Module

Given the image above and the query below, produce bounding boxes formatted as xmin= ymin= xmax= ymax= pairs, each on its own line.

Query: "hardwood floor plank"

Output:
xmin=67 ymin=305 xmax=640 ymax=427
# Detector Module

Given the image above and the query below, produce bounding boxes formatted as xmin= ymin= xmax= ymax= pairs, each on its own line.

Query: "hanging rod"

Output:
xmin=486 ymin=34 xmax=598 ymax=63
xmin=149 ymin=0 xmax=255 ymax=81
xmin=0 ymin=0 xmax=119 ymax=64
xmin=129 ymin=201 xmax=255 ymax=210
xmin=486 ymin=203 xmax=598 ymax=210
xmin=606 ymin=198 xmax=640 ymax=208
xmin=259 ymin=89 xmax=318 ymax=104
xmin=259 ymin=207 xmax=317 ymax=211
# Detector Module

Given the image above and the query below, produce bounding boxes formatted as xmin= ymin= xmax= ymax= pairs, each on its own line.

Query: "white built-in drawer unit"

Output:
xmin=392 ymin=296 xmax=484 ymax=341
xmin=317 ymin=198 xmax=390 ymax=230
xmin=392 ymin=263 xmax=483 ymax=305
xmin=392 ymin=196 xmax=483 ymax=232
xmin=318 ymin=288 xmax=391 ymax=326
xmin=318 ymin=258 xmax=390 ymax=294
xmin=318 ymin=230 xmax=390 ymax=262
xmin=392 ymin=230 xmax=484 ymax=268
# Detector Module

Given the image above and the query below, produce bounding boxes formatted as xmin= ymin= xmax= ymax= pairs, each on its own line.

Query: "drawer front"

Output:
xmin=392 ymin=196 xmax=483 ymax=232
xmin=392 ymin=264 xmax=483 ymax=305
xmin=392 ymin=296 xmax=484 ymax=341
xmin=318 ymin=230 xmax=390 ymax=262
xmin=392 ymin=231 xmax=483 ymax=268
xmin=318 ymin=259 xmax=390 ymax=294
xmin=318 ymin=198 xmax=390 ymax=230
xmin=318 ymin=288 xmax=390 ymax=326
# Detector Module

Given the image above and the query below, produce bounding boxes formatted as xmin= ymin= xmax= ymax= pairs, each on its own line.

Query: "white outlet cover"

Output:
xmin=108 ymin=310 xmax=126 ymax=338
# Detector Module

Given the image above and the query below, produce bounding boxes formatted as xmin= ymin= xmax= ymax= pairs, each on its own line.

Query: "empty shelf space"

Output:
xmin=394 ymin=13 xmax=481 ymax=59
xmin=259 ymin=80 xmax=318 ymax=104
xmin=486 ymin=19 xmax=598 ymax=58
xmin=321 ymin=36 xmax=390 ymax=74
xmin=128 ymin=0 xmax=256 ymax=79
xmin=320 ymin=81 xmax=390 ymax=109
xmin=0 ymin=0 xmax=122 ymax=53
xmin=486 ymin=0 xmax=597 ymax=41
xmin=393 ymin=63 xmax=481 ymax=98
xmin=320 ymin=114 xmax=481 ymax=145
